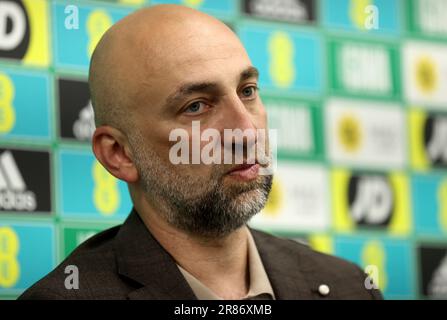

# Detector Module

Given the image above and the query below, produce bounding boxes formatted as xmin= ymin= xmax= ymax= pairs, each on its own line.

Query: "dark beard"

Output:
xmin=129 ymin=132 xmax=273 ymax=238
xmin=161 ymin=174 xmax=273 ymax=238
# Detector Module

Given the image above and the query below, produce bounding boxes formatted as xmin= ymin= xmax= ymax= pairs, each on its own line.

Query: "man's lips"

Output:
xmin=226 ymin=163 xmax=260 ymax=180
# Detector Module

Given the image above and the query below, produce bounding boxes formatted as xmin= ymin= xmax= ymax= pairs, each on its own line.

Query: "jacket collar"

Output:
xmin=113 ymin=209 xmax=197 ymax=300
xmin=114 ymin=209 xmax=316 ymax=300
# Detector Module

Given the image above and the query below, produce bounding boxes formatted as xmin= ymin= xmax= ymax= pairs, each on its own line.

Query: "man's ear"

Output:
xmin=92 ymin=126 xmax=138 ymax=183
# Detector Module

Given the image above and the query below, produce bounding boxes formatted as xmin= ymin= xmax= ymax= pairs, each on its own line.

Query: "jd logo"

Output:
xmin=348 ymin=175 xmax=393 ymax=226
xmin=425 ymin=115 xmax=447 ymax=167
xmin=0 ymin=0 xmax=30 ymax=60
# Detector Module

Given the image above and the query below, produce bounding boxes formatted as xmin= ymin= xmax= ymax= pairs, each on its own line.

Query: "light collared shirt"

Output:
xmin=177 ymin=228 xmax=276 ymax=300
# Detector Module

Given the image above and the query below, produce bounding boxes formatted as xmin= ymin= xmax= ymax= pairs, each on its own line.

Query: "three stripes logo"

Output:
xmin=0 ymin=150 xmax=36 ymax=211
xmin=58 ymin=78 xmax=94 ymax=141
xmin=420 ymin=246 xmax=447 ymax=298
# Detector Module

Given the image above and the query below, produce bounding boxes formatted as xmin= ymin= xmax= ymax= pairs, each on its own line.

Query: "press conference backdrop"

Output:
xmin=0 ymin=0 xmax=446 ymax=300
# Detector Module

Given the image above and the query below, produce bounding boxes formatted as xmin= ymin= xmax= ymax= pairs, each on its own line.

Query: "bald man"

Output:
xmin=20 ymin=5 xmax=382 ymax=300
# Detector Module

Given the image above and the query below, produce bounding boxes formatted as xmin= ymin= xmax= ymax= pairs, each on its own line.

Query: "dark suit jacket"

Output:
xmin=19 ymin=209 xmax=383 ymax=300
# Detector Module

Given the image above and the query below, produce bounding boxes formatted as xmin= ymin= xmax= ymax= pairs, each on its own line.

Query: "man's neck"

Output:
xmin=135 ymin=199 xmax=250 ymax=299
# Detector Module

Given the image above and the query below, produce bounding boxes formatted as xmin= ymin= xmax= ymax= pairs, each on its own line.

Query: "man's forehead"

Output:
xmin=92 ymin=7 xmax=243 ymax=81
xmin=137 ymin=36 xmax=251 ymax=92
xmin=141 ymin=31 xmax=248 ymax=70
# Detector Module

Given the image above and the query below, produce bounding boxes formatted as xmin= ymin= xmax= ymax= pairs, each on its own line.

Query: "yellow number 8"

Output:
xmin=182 ymin=0 xmax=204 ymax=7
xmin=86 ymin=10 xmax=113 ymax=58
xmin=0 ymin=227 xmax=20 ymax=288
xmin=268 ymin=32 xmax=295 ymax=88
xmin=92 ymin=161 xmax=120 ymax=215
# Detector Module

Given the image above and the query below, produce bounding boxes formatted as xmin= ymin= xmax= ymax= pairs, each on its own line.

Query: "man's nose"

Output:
xmin=220 ymin=95 xmax=257 ymax=150
xmin=221 ymin=95 xmax=257 ymax=131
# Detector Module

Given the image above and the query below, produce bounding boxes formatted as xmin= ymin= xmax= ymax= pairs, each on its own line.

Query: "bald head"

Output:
xmin=89 ymin=4 xmax=244 ymax=131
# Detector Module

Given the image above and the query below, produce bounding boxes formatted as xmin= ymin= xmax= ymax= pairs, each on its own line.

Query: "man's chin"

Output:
xmin=226 ymin=186 xmax=269 ymax=213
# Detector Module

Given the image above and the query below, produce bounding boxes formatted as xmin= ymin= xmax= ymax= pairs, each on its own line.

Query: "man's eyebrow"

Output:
xmin=164 ymin=82 xmax=219 ymax=110
xmin=163 ymin=66 xmax=260 ymax=110
xmin=240 ymin=66 xmax=259 ymax=82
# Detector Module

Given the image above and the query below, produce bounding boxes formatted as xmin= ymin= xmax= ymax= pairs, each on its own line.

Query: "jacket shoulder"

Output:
xmin=250 ymin=228 xmax=383 ymax=300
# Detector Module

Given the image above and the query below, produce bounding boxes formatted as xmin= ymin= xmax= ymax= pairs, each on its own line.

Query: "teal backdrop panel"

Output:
xmin=52 ymin=1 xmax=132 ymax=71
xmin=412 ymin=173 xmax=447 ymax=236
xmin=335 ymin=236 xmax=415 ymax=299
xmin=321 ymin=0 xmax=401 ymax=35
xmin=58 ymin=148 xmax=132 ymax=220
xmin=0 ymin=68 xmax=51 ymax=141
xmin=0 ymin=222 xmax=55 ymax=296
xmin=237 ymin=23 xmax=323 ymax=95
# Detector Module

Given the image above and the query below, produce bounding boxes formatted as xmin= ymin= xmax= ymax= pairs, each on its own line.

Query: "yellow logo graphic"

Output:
xmin=308 ymin=235 xmax=333 ymax=255
xmin=0 ymin=73 xmax=16 ymax=134
xmin=338 ymin=114 xmax=362 ymax=153
xmin=438 ymin=178 xmax=447 ymax=232
xmin=182 ymin=0 xmax=205 ymax=7
xmin=86 ymin=10 xmax=113 ymax=58
xmin=22 ymin=0 xmax=49 ymax=66
xmin=262 ymin=177 xmax=283 ymax=217
xmin=268 ymin=32 xmax=295 ymax=88
xmin=92 ymin=161 xmax=120 ymax=215
xmin=415 ymin=56 xmax=438 ymax=95
xmin=387 ymin=173 xmax=412 ymax=234
xmin=350 ymin=0 xmax=373 ymax=30
xmin=118 ymin=0 xmax=145 ymax=4
xmin=361 ymin=240 xmax=387 ymax=291
xmin=0 ymin=227 xmax=20 ymax=288
xmin=409 ymin=109 xmax=429 ymax=171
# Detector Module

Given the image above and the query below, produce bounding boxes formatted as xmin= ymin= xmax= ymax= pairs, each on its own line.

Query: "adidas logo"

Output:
xmin=0 ymin=151 xmax=36 ymax=211
xmin=428 ymin=253 xmax=447 ymax=298
xmin=73 ymin=101 xmax=95 ymax=140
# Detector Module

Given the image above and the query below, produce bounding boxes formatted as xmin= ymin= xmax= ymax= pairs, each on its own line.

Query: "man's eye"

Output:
xmin=241 ymin=86 xmax=258 ymax=99
xmin=184 ymin=101 xmax=207 ymax=114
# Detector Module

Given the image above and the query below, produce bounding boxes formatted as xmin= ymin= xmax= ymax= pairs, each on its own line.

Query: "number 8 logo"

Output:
xmin=92 ymin=160 xmax=120 ymax=216
xmin=0 ymin=227 xmax=20 ymax=288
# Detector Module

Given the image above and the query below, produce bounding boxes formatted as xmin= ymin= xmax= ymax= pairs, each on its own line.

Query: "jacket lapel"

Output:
xmin=113 ymin=209 xmax=197 ymax=300
xmin=250 ymin=229 xmax=315 ymax=299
